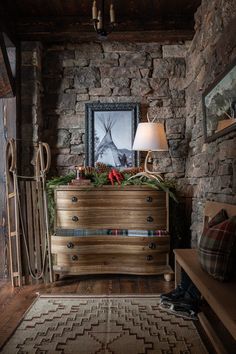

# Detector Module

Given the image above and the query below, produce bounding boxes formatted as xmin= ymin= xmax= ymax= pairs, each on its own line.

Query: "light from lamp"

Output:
xmin=132 ymin=122 xmax=168 ymax=151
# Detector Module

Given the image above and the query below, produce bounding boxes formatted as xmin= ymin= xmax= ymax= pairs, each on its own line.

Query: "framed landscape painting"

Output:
xmin=202 ymin=59 xmax=236 ymax=142
xmin=85 ymin=102 xmax=140 ymax=168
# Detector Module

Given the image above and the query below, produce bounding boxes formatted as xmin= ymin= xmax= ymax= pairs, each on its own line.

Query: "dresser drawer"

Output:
xmin=55 ymin=189 xmax=166 ymax=210
xmin=53 ymin=262 xmax=171 ymax=276
xmin=52 ymin=236 xmax=170 ymax=275
xmin=52 ymin=186 xmax=171 ymax=277
xmin=51 ymin=235 xmax=170 ymax=255
xmin=53 ymin=252 xmax=168 ymax=270
xmin=56 ymin=209 xmax=167 ymax=229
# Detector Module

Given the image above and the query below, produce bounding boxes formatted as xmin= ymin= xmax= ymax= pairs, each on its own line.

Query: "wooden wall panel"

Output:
xmin=0 ymin=100 xmax=7 ymax=277
xmin=0 ymin=97 xmax=16 ymax=279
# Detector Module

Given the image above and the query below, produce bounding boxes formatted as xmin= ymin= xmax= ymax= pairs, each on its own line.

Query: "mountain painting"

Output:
xmin=203 ymin=61 xmax=236 ymax=140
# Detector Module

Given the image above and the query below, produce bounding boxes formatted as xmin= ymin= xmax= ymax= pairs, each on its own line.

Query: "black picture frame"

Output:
xmin=85 ymin=102 xmax=140 ymax=168
xmin=0 ymin=32 xmax=16 ymax=97
xmin=202 ymin=59 xmax=236 ymax=143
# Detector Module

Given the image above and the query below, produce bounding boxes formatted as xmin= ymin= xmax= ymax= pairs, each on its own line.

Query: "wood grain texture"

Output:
xmin=51 ymin=235 xmax=170 ymax=253
xmin=3 ymin=0 xmax=201 ymax=23
xmin=0 ymin=97 xmax=16 ymax=279
xmin=2 ymin=0 xmax=201 ymax=42
xmin=53 ymin=264 xmax=173 ymax=276
xmin=56 ymin=209 xmax=166 ymax=229
xmin=198 ymin=312 xmax=228 ymax=354
xmin=52 ymin=186 xmax=171 ymax=277
xmin=55 ymin=186 xmax=167 ymax=230
xmin=174 ymin=200 xmax=236 ymax=349
xmin=0 ymin=101 xmax=7 ymax=278
xmin=205 ymin=200 xmax=236 ymax=219
xmin=174 ymin=249 xmax=236 ymax=340
xmin=55 ymin=189 xmax=166 ymax=209
xmin=25 ymin=181 xmax=35 ymax=281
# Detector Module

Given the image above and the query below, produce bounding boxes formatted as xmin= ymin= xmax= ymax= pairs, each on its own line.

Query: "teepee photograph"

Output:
xmin=95 ymin=111 xmax=133 ymax=167
xmin=85 ymin=102 xmax=139 ymax=167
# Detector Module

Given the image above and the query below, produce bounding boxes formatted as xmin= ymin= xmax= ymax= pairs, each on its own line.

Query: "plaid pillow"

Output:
xmin=200 ymin=208 xmax=228 ymax=243
xmin=208 ymin=208 xmax=228 ymax=228
xmin=198 ymin=216 xmax=236 ymax=281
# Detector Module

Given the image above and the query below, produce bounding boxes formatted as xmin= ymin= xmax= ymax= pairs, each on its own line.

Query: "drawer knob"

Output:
xmin=72 ymin=216 xmax=79 ymax=222
xmin=146 ymin=196 xmax=153 ymax=203
xmin=148 ymin=242 xmax=156 ymax=249
xmin=71 ymin=196 xmax=78 ymax=203
xmin=146 ymin=255 xmax=153 ymax=261
xmin=72 ymin=255 xmax=78 ymax=261
xmin=67 ymin=242 xmax=74 ymax=249
xmin=147 ymin=216 xmax=154 ymax=223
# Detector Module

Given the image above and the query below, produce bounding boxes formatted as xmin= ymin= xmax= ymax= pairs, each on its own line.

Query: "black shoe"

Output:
xmin=161 ymin=297 xmax=199 ymax=312
xmin=160 ymin=285 xmax=186 ymax=302
xmin=159 ymin=298 xmax=199 ymax=320
xmin=169 ymin=297 xmax=199 ymax=313
xmin=183 ymin=292 xmax=202 ymax=311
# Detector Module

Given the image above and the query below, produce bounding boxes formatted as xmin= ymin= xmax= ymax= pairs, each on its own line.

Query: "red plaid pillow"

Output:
xmin=208 ymin=209 xmax=228 ymax=228
xmin=202 ymin=208 xmax=228 ymax=234
xmin=198 ymin=216 xmax=236 ymax=281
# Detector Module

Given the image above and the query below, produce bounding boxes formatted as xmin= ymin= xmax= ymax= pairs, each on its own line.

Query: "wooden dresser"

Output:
xmin=51 ymin=185 xmax=172 ymax=279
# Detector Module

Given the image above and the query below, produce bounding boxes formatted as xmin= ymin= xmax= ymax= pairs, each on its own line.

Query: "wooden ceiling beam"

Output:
xmin=14 ymin=17 xmax=194 ymax=42
xmin=15 ymin=17 xmax=194 ymax=30
xmin=0 ymin=3 xmax=17 ymax=44
xmin=14 ymin=30 xmax=194 ymax=43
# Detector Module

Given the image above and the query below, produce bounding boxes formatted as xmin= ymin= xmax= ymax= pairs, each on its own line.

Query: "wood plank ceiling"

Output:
xmin=0 ymin=0 xmax=201 ymax=42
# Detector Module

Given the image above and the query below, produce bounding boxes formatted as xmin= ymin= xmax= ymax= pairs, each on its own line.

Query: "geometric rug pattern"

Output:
xmin=1 ymin=295 xmax=208 ymax=354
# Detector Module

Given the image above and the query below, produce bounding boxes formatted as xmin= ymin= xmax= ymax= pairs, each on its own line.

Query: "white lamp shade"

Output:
xmin=132 ymin=122 xmax=168 ymax=151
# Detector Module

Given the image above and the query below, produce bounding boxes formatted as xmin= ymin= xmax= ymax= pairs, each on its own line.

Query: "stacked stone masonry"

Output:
xmin=37 ymin=41 xmax=188 ymax=177
xmin=20 ymin=0 xmax=236 ymax=245
xmin=183 ymin=0 xmax=236 ymax=246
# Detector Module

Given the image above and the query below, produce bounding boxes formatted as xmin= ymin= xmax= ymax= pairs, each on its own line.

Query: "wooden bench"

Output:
xmin=174 ymin=201 xmax=236 ymax=354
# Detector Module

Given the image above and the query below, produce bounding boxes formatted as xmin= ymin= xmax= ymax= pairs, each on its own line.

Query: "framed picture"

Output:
xmin=0 ymin=33 xmax=15 ymax=97
xmin=85 ymin=102 xmax=140 ymax=168
xmin=202 ymin=59 xmax=236 ymax=142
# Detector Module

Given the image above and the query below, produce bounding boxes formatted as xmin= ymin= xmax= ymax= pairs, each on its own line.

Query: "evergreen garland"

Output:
xmin=46 ymin=172 xmax=76 ymax=231
xmin=46 ymin=165 xmax=178 ymax=231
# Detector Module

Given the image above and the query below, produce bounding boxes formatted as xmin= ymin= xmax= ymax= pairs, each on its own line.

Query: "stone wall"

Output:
xmin=41 ymin=41 xmax=188 ymax=176
xmin=19 ymin=0 xmax=236 ymax=246
xmin=182 ymin=0 xmax=236 ymax=246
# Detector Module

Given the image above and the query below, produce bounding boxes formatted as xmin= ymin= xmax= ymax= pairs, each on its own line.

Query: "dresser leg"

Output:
xmin=54 ymin=273 xmax=60 ymax=281
xmin=164 ymin=273 xmax=173 ymax=282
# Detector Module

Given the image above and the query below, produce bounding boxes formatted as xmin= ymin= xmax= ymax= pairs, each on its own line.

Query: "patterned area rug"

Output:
xmin=2 ymin=295 xmax=208 ymax=354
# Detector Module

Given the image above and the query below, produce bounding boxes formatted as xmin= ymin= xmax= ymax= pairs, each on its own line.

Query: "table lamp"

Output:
xmin=132 ymin=122 xmax=168 ymax=179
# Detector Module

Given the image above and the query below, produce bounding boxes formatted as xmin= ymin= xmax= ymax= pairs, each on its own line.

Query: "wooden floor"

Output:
xmin=0 ymin=274 xmax=174 ymax=349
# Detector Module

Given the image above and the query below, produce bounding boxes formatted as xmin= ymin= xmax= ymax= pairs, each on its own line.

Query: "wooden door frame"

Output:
xmin=0 ymin=29 xmax=17 ymax=279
